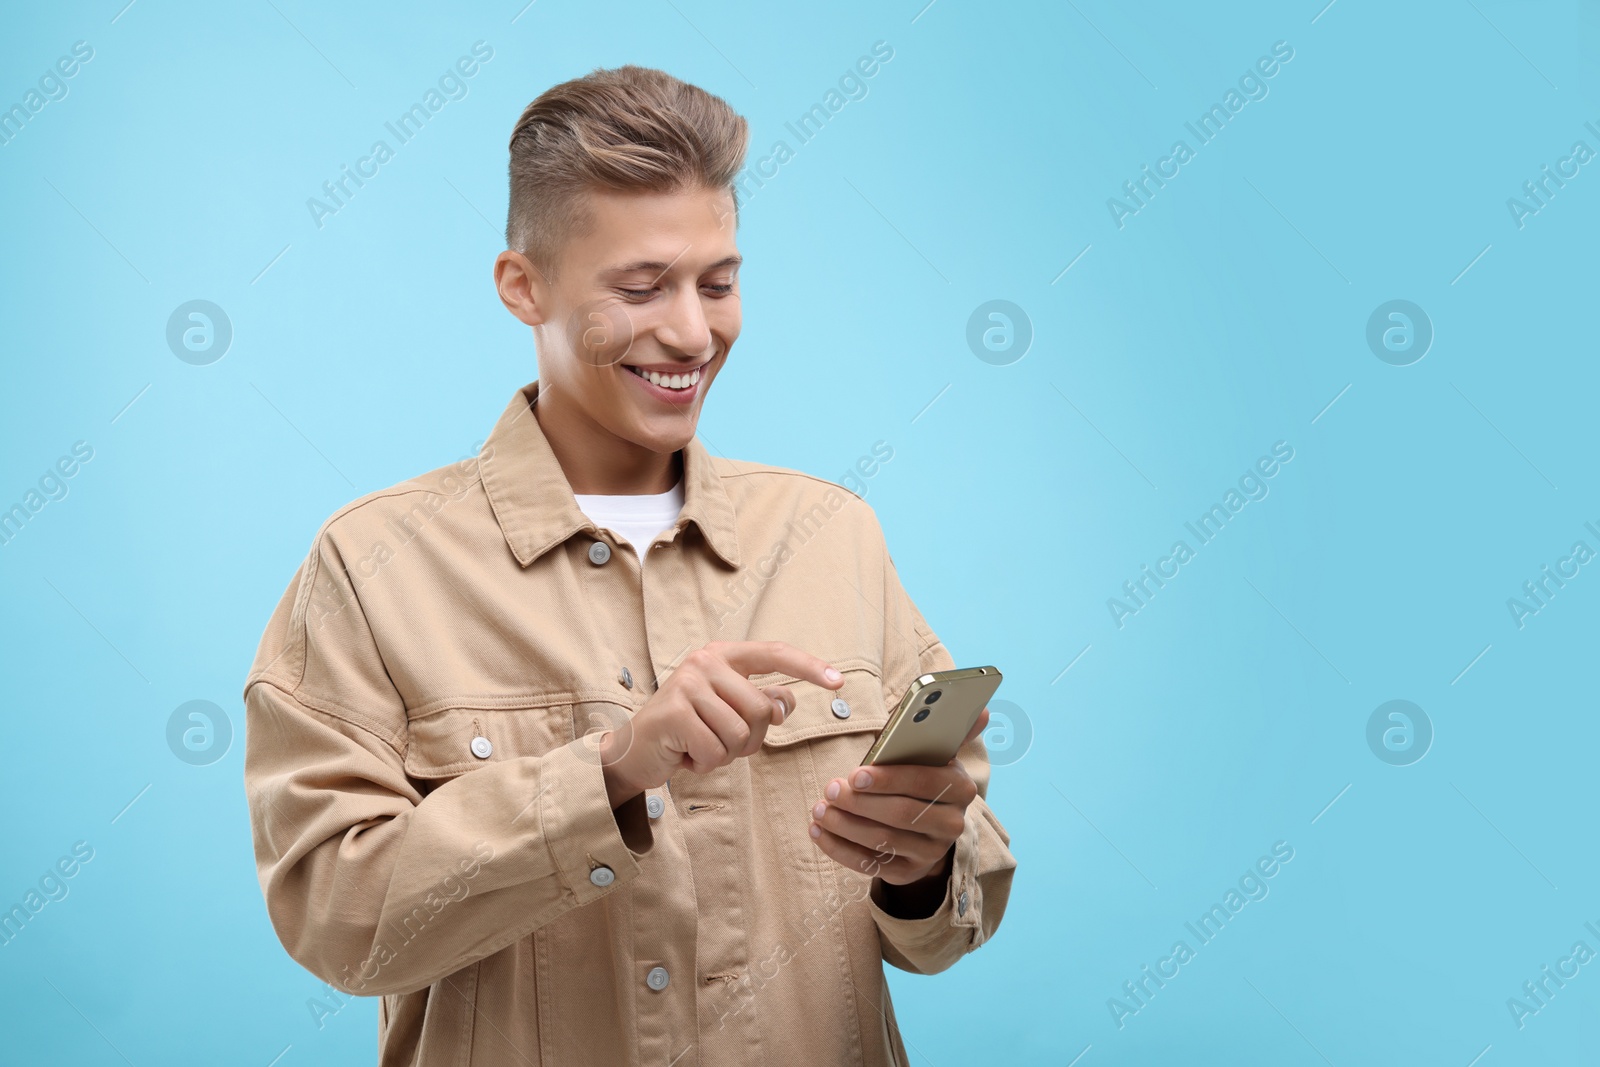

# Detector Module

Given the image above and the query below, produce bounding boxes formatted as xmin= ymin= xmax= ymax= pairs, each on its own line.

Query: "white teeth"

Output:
xmin=628 ymin=365 xmax=702 ymax=390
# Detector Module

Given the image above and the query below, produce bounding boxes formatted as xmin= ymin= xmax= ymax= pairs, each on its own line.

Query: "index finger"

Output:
xmin=847 ymin=761 xmax=971 ymax=803
xmin=715 ymin=640 xmax=844 ymax=690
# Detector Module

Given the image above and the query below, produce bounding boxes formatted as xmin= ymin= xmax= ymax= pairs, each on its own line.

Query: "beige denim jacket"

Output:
xmin=242 ymin=379 xmax=1016 ymax=1066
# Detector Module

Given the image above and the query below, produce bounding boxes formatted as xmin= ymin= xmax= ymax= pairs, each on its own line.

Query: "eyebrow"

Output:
xmin=602 ymin=254 xmax=742 ymax=275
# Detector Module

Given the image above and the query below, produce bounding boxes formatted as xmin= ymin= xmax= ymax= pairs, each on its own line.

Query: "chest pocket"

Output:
xmin=752 ymin=664 xmax=890 ymax=874
xmin=403 ymin=700 xmax=577 ymax=793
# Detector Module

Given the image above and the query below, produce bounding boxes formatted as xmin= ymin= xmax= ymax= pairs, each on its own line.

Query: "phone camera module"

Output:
xmin=912 ymin=708 xmax=931 ymax=723
xmin=923 ymin=690 xmax=942 ymax=704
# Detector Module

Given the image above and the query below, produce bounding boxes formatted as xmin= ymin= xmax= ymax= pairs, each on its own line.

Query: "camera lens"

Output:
xmin=923 ymin=689 xmax=942 ymax=704
xmin=912 ymin=708 xmax=931 ymax=723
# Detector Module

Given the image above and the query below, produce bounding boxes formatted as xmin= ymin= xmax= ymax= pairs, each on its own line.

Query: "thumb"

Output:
xmin=760 ymin=685 xmax=794 ymax=726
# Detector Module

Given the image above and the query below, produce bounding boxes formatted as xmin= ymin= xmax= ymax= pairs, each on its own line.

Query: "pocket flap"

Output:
xmin=756 ymin=664 xmax=887 ymax=748
xmin=404 ymin=702 xmax=576 ymax=778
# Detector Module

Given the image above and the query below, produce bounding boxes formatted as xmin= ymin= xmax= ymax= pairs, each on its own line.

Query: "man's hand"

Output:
xmin=808 ymin=708 xmax=989 ymax=890
xmin=596 ymin=640 xmax=844 ymax=808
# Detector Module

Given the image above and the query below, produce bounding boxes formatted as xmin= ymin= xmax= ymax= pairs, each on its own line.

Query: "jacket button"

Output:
xmin=620 ymin=666 xmax=634 ymax=689
xmin=646 ymin=795 xmax=665 ymax=819
xmin=958 ymin=889 xmax=969 ymax=917
xmin=470 ymin=736 xmax=493 ymax=759
xmin=830 ymin=698 xmax=851 ymax=719
xmin=589 ymin=866 xmax=615 ymax=887
xmin=645 ymin=966 xmax=670 ymax=991
xmin=588 ymin=541 xmax=611 ymax=565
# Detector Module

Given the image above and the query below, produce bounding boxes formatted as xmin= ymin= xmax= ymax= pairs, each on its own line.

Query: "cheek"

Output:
xmin=567 ymin=298 xmax=640 ymax=369
xmin=708 ymin=301 xmax=741 ymax=345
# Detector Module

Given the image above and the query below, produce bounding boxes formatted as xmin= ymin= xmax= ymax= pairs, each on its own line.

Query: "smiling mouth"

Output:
xmin=623 ymin=363 xmax=705 ymax=391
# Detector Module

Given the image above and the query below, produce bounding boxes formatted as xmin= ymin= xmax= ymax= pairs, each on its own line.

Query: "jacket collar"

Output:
xmin=479 ymin=379 xmax=741 ymax=570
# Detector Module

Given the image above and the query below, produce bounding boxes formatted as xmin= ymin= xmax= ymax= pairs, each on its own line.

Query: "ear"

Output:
xmin=494 ymin=250 xmax=550 ymax=327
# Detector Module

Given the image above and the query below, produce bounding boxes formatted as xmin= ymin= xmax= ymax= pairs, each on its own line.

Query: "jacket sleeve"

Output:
xmin=864 ymin=519 xmax=1017 ymax=976
xmin=242 ymin=524 xmax=653 ymax=997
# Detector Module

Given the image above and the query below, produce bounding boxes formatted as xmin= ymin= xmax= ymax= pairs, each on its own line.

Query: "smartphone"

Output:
xmin=860 ymin=666 xmax=1003 ymax=767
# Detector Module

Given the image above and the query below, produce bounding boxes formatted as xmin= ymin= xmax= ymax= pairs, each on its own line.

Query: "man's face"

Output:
xmin=524 ymin=185 xmax=741 ymax=452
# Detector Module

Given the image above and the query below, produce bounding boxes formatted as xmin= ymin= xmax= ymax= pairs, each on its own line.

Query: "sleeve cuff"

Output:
xmin=538 ymin=736 xmax=654 ymax=906
xmin=867 ymin=804 xmax=985 ymax=952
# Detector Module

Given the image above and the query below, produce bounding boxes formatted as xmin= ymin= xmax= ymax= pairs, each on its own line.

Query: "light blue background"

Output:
xmin=2 ymin=1 xmax=1598 ymax=1063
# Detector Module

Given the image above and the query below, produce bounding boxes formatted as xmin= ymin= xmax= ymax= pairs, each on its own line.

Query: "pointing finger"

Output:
xmin=717 ymin=640 xmax=844 ymax=692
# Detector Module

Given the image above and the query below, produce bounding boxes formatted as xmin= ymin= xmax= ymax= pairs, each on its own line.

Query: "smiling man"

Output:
xmin=243 ymin=65 xmax=1015 ymax=1066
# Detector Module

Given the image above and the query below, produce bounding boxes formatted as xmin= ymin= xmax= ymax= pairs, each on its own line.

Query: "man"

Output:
xmin=243 ymin=64 xmax=1015 ymax=1066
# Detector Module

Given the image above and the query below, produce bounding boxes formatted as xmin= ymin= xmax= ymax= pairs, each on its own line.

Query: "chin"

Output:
xmin=643 ymin=420 xmax=698 ymax=451
xmin=612 ymin=408 xmax=696 ymax=452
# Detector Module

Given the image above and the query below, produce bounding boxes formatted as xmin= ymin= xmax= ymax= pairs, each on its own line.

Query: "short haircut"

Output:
xmin=506 ymin=65 xmax=749 ymax=280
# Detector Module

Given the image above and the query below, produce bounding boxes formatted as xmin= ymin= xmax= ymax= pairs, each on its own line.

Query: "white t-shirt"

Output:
xmin=573 ymin=477 xmax=685 ymax=562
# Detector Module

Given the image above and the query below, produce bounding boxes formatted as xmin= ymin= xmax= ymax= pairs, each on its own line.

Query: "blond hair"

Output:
xmin=506 ymin=65 xmax=749 ymax=279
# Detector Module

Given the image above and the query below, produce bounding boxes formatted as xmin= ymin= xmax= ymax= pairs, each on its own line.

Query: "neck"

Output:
xmin=533 ymin=383 xmax=682 ymax=495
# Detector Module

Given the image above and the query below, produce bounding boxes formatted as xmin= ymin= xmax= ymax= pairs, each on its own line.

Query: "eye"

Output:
xmin=616 ymin=288 xmax=656 ymax=300
xmin=702 ymin=283 xmax=735 ymax=296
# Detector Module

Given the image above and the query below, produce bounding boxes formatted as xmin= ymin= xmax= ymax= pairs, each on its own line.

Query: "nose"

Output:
xmin=655 ymin=286 xmax=714 ymax=358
